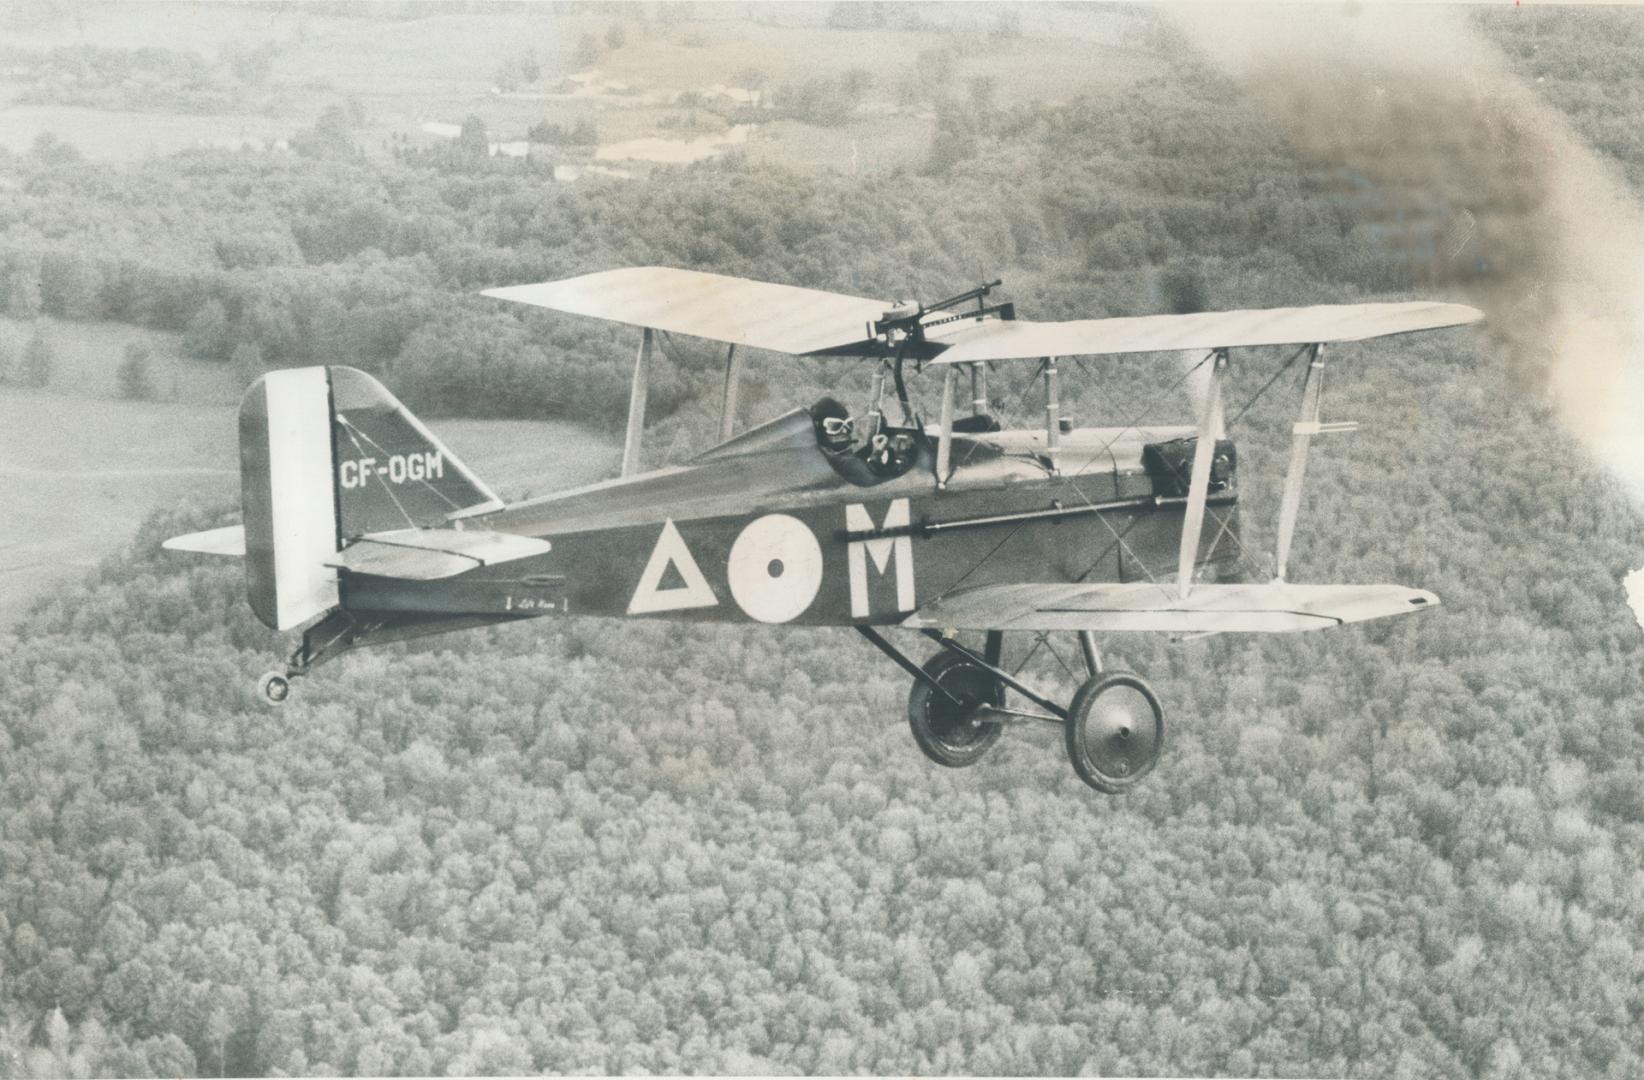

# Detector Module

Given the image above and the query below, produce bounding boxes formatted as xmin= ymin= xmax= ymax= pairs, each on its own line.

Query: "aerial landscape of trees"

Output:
xmin=0 ymin=4 xmax=1643 ymax=1077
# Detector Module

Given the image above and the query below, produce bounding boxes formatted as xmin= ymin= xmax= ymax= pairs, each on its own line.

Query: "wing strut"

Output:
xmin=935 ymin=364 xmax=957 ymax=488
xmin=1177 ymin=349 xmax=1228 ymax=599
xmin=621 ymin=328 xmax=654 ymax=478
xmin=1044 ymin=357 xmax=1062 ymax=475
xmin=718 ymin=343 xmax=743 ymax=442
xmin=1275 ymin=344 xmax=1321 ymax=580
xmin=1272 ymin=343 xmax=1361 ymax=579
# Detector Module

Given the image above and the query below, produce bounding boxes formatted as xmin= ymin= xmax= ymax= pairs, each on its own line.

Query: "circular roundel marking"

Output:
xmin=728 ymin=514 xmax=823 ymax=623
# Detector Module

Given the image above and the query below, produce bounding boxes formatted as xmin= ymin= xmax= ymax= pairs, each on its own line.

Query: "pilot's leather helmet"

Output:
xmin=811 ymin=396 xmax=854 ymax=452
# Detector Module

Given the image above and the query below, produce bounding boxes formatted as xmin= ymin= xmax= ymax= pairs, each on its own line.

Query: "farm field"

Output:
xmin=0 ymin=104 xmax=293 ymax=159
xmin=0 ymin=317 xmax=242 ymax=404
xmin=0 ymin=2 xmax=1159 ymax=173
xmin=0 ymin=384 xmax=618 ymax=626
xmin=0 ymin=390 xmax=234 ymax=625
xmin=0 ymin=316 xmax=618 ymax=627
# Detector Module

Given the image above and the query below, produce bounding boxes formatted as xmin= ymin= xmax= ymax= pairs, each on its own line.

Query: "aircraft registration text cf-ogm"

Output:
xmin=337 ymin=451 xmax=447 ymax=489
xmin=167 ymin=266 xmax=1482 ymax=793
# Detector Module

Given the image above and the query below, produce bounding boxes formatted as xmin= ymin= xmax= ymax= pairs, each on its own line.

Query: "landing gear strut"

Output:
xmin=858 ymin=626 xmax=1167 ymax=794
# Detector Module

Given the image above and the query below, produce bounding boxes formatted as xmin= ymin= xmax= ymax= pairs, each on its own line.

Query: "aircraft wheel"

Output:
xmin=1064 ymin=672 xmax=1163 ymax=794
xmin=257 ymin=671 xmax=292 ymax=707
xmin=907 ymin=651 xmax=1004 ymax=767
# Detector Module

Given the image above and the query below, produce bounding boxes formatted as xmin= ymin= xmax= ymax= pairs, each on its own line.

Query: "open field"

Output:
xmin=0 ymin=2 xmax=1161 ymax=173
xmin=0 ymin=390 xmax=236 ymax=625
xmin=0 ymin=386 xmax=618 ymax=626
xmin=0 ymin=104 xmax=294 ymax=159
xmin=0 ymin=317 xmax=243 ymax=405
xmin=0 ymin=332 xmax=619 ymax=627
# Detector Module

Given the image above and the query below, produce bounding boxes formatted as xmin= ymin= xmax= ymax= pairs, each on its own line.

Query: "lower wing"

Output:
xmin=903 ymin=582 xmax=1439 ymax=635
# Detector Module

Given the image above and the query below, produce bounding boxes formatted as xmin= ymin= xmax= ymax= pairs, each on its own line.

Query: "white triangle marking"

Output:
xmin=628 ymin=518 xmax=718 ymax=614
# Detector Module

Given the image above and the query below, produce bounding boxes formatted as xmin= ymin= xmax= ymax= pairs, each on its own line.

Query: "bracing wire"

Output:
xmin=335 ymin=419 xmax=424 ymax=537
xmin=931 ymin=352 xmax=1215 ymax=605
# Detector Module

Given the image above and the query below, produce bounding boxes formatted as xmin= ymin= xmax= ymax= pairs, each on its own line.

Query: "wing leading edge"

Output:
xmin=485 ymin=267 xmax=1481 ymax=363
xmin=929 ymin=301 xmax=1484 ymax=364
xmin=903 ymin=582 xmax=1440 ymax=635
xmin=483 ymin=267 xmax=889 ymax=356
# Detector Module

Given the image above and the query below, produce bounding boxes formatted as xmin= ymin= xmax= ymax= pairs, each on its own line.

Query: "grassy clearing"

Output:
xmin=0 ymin=317 xmax=243 ymax=405
xmin=0 ymin=329 xmax=619 ymax=627
xmin=0 ymin=391 xmax=619 ymax=627
xmin=0 ymin=389 xmax=237 ymax=625
xmin=0 ymin=104 xmax=293 ymax=160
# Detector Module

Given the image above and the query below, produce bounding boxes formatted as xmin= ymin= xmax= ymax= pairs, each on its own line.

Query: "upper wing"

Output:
xmin=928 ymin=301 xmax=1483 ymax=363
xmin=483 ymin=267 xmax=889 ymax=356
xmin=484 ymin=266 xmax=1481 ymax=361
xmin=903 ymin=582 xmax=1439 ymax=634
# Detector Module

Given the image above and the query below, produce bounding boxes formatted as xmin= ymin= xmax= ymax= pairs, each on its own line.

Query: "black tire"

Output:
xmin=257 ymin=671 xmax=291 ymax=707
xmin=907 ymin=651 xmax=1005 ymax=767
xmin=1064 ymin=672 xmax=1164 ymax=794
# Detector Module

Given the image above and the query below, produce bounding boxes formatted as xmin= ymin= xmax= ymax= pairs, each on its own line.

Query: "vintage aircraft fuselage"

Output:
xmin=337 ymin=409 xmax=1241 ymax=631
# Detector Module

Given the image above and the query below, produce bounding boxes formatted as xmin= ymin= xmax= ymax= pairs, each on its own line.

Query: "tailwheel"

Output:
xmin=1064 ymin=672 xmax=1163 ymax=794
xmin=907 ymin=651 xmax=1004 ymax=767
xmin=256 ymin=671 xmax=293 ymax=707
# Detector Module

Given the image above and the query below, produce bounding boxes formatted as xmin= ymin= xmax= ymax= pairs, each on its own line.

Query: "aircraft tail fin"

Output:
xmin=235 ymin=366 xmax=502 ymax=630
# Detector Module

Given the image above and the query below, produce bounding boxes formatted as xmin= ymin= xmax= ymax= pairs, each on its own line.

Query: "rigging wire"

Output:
xmin=931 ymin=352 xmax=1214 ymax=605
xmin=334 ymin=418 xmax=425 ymax=537
xmin=1061 ymin=342 xmax=1314 ymax=588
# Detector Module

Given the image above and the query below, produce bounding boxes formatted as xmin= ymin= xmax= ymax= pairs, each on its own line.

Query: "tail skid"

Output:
xmin=257 ymin=605 xmax=530 ymax=706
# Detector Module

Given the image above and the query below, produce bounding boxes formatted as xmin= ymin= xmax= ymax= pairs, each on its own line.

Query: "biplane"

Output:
xmin=165 ymin=267 xmax=1482 ymax=792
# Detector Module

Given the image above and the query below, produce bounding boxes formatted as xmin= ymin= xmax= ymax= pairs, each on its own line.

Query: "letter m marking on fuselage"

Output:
xmin=847 ymin=499 xmax=915 ymax=618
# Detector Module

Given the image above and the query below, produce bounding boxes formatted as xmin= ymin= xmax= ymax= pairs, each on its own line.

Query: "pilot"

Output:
xmin=812 ymin=396 xmax=891 ymax=486
xmin=811 ymin=396 xmax=856 ymax=454
xmin=812 ymin=396 xmax=923 ymax=482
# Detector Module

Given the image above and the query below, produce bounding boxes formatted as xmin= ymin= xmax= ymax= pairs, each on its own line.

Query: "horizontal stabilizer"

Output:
xmin=326 ymin=528 xmax=552 ymax=581
xmin=929 ymin=301 xmax=1483 ymax=363
xmin=903 ymin=582 xmax=1440 ymax=634
xmin=484 ymin=267 xmax=889 ymax=355
xmin=162 ymin=524 xmax=246 ymax=557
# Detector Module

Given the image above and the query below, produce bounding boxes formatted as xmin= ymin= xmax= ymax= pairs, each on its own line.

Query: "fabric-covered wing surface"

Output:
xmin=326 ymin=528 xmax=552 ymax=581
xmin=903 ymin=582 xmax=1440 ymax=634
xmin=162 ymin=524 xmax=247 ymax=557
xmin=929 ymin=301 xmax=1483 ymax=363
xmin=483 ymin=267 xmax=889 ymax=356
